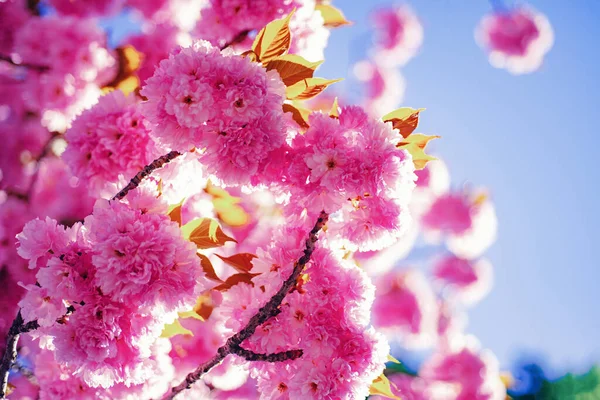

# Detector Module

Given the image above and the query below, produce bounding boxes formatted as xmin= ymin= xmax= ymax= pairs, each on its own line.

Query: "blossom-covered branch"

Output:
xmin=112 ymin=150 xmax=181 ymax=200
xmin=161 ymin=211 xmax=329 ymax=400
xmin=0 ymin=311 xmax=39 ymax=398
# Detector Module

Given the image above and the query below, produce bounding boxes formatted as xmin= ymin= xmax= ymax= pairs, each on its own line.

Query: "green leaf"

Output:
xmin=181 ymin=218 xmax=237 ymax=249
xmin=160 ymin=319 xmax=193 ymax=338
xmin=369 ymin=373 xmax=400 ymax=400
xmin=537 ymin=366 xmax=600 ymax=400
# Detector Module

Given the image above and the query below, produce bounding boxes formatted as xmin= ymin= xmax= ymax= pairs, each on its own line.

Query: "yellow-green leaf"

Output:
xmin=329 ymin=97 xmax=340 ymax=118
xmin=216 ymin=253 xmax=257 ymax=273
xmin=286 ymin=78 xmax=342 ymax=100
xmin=178 ymin=293 xmax=214 ymax=321
xmin=205 ymin=181 xmax=250 ymax=228
xmin=181 ymin=218 xmax=237 ymax=249
xmin=397 ymin=134 xmax=440 ymax=170
xmin=315 ymin=4 xmax=352 ymax=28
xmin=252 ymin=10 xmax=295 ymax=64
xmin=265 ymin=54 xmax=323 ymax=86
xmin=283 ymin=103 xmax=311 ymax=129
xmin=382 ymin=107 xmax=426 ymax=138
xmin=161 ymin=319 xmax=193 ymax=338
xmin=369 ymin=374 xmax=400 ymax=400
xmin=387 ymin=354 xmax=401 ymax=364
xmin=168 ymin=199 xmax=185 ymax=226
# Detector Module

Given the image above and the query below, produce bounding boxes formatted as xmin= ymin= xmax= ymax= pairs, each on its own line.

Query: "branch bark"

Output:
xmin=0 ymin=54 xmax=49 ymax=72
xmin=0 ymin=311 xmax=39 ymax=398
xmin=112 ymin=150 xmax=181 ymax=201
xmin=160 ymin=211 xmax=329 ymax=400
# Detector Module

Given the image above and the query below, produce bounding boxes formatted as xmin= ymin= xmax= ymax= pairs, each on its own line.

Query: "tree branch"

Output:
xmin=220 ymin=30 xmax=251 ymax=51
xmin=0 ymin=54 xmax=49 ymax=72
xmin=231 ymin=346 xmax=303 ymax=362
xmin=0 ymin=311 xmax=39 ymax=399
xmin=160 ymin=211 xmax=329 ymax=400
xmin=112 ymin=150 xmax=181 ymax=201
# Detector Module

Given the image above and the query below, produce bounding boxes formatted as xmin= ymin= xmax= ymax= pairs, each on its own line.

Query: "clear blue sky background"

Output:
xmin=318 ymin=0 xmax=600 ymax=376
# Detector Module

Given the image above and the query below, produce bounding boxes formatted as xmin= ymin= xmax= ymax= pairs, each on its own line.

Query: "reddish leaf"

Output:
xmin=265 ymin=54 xmax=322 ymax=86
xmin=382 ymin=107 xmax=425 ymax=138
xmin=216 ymin=253 xmax=257 ymax=273
xmin=213 ymin=273 xmax=260 ymax=292
xmin=197 ymin=254 xmax=222 ymax=283
xmin=283 ymin=103 xmax=310 ymax=128
xmin=181 ymin=218 xmax=237 ymax=249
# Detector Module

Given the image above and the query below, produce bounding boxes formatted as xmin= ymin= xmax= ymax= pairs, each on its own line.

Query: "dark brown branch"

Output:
xmin=220 ymin=30 xmax=251 ymax=51
xmin=112 ymin=150 xmax=182 ymax=201
xmin=0 ymin=54 xmax=49 ymax=72
xmin=0 ymin=311 xmax=39 ymax=399
xmin=11 ymin=360 xmax=38 ymax=386
xmin=231 ymin=346 xmax=303 ymax=362
xmin=160 ymin=211 xmax=329 ymax=400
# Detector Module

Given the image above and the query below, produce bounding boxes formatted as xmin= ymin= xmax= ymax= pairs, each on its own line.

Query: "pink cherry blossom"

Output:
xmin=194 ymin=0 xmax=299 ymax=47
xmin=16 ymin=217 xmax=72 ymax=270
xmin=63 ymin=90 xmax=161 ymax=197
xmin=420 ymin=345 xmax=506 ymax=400
xmin=141 ymin=40 xmax=288 ymax=185
xmin=84 ymin=197 xmax=203 ymax=316
xmin=126 ymin=23 xmax=186 ymax=85
xmin=433 ymin=255 xmax=493 ymax=306
xmin=47 ymin=0 xmax=124 ymax=17
xmin=353 ymin=60 xmax=405 ymax=118
xmin=0 ymin=0 xmax=31 ymax=56
xmin=372 ymin=269 xmax=438 ymax=348
xmin=370 ymin=6 xmax=423 ymax=67
xmin=476 ymin=7 xmax=554 ymax=74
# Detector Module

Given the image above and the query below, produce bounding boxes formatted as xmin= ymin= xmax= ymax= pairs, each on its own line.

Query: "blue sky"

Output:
xmin=318 ymin=0 xmax=600 ymax=375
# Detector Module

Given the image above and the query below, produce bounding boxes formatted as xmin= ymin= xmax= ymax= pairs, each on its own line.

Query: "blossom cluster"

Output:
xmin=353 ymin=5 xmax=423 ymax=117
xmin=15 ymin=188 xmax=205 ymax=389
xmin=216 ymin=224 xmax=388 ymax=399
xmin=280 ymin=107 xmax=416 ymax=252
xmin=141 ymin=40 xmax=288 ymax=185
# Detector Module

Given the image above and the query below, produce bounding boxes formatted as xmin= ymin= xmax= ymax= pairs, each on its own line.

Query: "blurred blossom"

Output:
xmin=476 ymin=6 xmax=554 ymax=74
xmin=353 ymin=60 xmax=405 ymax=118
xmin=370 ymin=5 xmax=423 ymax=68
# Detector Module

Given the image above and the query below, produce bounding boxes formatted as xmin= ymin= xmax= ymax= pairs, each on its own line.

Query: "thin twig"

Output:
xmin=0 ymin=311 xmax=39 ymax=398
xmin=112 ymin=150 xmax=182 ymax=201
xmin=160 ymin=211 xmax=329 ymax=400
xmin=0 ymin=54 xmax=49 ymax=72
xmin=231 ymin=346 xmax=303 ymax=362
xmin=220 ymin=30 xmax=251 ymax=51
